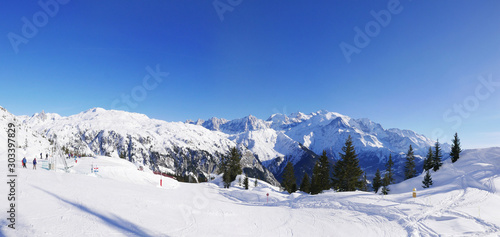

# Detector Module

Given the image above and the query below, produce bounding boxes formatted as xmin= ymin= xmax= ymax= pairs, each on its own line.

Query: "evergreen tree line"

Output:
xmin=282 ymin=135 xmax=365 ymax=194
xmin=221 ymin=133 xmax=461 ymax=195
xmin=421 ymin=132 xmax=462 ymax=189
xmin=284 ymin=133 xmax=462 ymax=195
xmin=373 ymin=133 xmax=462 ymax=192
xmin=372 ymin=154 xmax=394 ymax=195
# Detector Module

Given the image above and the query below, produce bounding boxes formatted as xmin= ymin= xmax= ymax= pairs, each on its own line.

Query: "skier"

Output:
xmin=22 ymin=157 xmax=27 ymax=168
xmin=33 ymin=158 xmax=37 ymax=170
xmin=46 ymin=153 xmax=48 ymax=160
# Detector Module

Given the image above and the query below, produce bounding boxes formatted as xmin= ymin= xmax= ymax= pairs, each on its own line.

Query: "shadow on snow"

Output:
xmin=33 ymin=186 xmax=160 ymax=237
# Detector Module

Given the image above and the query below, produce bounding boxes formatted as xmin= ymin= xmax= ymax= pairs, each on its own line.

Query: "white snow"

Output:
xmin=2 ymin=106 xmax=499 ymax=236
xmin=1 ymin=146 xmax=500 ymax=236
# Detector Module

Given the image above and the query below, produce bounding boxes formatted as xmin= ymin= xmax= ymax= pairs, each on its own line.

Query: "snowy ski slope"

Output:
xmin=1 ymin=148 xmax=500 ymax=236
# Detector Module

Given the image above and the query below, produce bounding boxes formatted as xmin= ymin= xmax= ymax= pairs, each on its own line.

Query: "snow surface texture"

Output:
xmin=1 ymin=123 xmax=500 ymax=237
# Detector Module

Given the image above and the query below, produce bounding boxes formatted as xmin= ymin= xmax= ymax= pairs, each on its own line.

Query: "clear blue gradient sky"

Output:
xmin=1 ymin=0 xmax=499 ymax=149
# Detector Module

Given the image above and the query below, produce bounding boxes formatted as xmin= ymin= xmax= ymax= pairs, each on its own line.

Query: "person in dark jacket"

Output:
xmin=22 ymin=157 xmax=27 ymax=168
xmin=33 ymin=158 xmax=37 ymax=170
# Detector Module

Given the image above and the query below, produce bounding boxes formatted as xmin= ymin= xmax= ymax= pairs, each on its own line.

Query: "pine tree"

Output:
xmin=243 ymin=174 xmax=249 ymax=190
xmin=219 ymin=147 xmax=242 ymax=188
xmin=299 ymin=173 xmax=311 ymax=194
xmin=372 ymin=169 xmax=382 ymax=193
xmin=281 ymin=162 xmax=297 ymax=193
xmin=310 ymin=151 xmax=331 ymax=194
xmin=422 ymin=170 xmax=433 ymax=188
xmin=317 ymin=151 xmax=331 ymax=191
xmin=404 ymin=145 xmax=417 ymax=180
xmin=423 ymin=147 xmax=433 ymax=172
xmin=331 ymin=156 xmax=343 ymax=191
xmin=385 ymin=154 xmax=394 ymax=184
xmin=310 ymin=162 xmax=321 ymax=195
xmin=381 ymin=173 xmax=390 ymax=195
xmin=218 ymin=154 xmax=231 ymax=188
xmin=450 ymin=133 xmax=462 ymax=163
xmin=361 ymin=172 xmax=368 ymax=191
xmin=433 ymin=140 xmax=443 ymax=172
xmin=332 ymin=136 xmax=363 ymax=191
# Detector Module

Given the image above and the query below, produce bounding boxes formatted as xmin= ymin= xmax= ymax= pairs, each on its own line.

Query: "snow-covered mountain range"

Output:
xmin=1 ymin=107 xmax=278 ymax=185
xmin=3 ymin=106 xmax=448 ymax=185
xmin=190 ymin=110 xmax=448 ymax=182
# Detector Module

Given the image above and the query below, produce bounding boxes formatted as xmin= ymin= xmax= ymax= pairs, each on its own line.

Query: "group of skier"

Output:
xmin=21 ymin=157 xmax=37 ymax=169
xmin=21 ymin=152 xmax=48 ymax=169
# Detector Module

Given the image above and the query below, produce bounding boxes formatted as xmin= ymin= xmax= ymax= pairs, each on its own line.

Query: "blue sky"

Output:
xmin=1 ymin=0 xmax=499 ymax=149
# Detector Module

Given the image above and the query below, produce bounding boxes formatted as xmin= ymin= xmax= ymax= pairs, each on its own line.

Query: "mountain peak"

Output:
xmin=84 ymin=107 xmax=107 ymax=113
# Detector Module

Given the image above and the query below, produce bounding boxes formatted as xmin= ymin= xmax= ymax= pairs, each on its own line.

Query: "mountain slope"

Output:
xmin=191 ymin=110 xmax=445 ymax=183
xmin=12 ymin=106 xmax=447 ymax=186
xmin=2 ymin=146 xmax=499 ymax=236
xmin=0 ymin=106 xmax=52 ymax=159
xmin=20 ymin=108 xmax=279 ymax=186
xmin=267 ymin=110 xmax=448 ymax=181
xmin=188 ymin=115 xmax=319 ymax=182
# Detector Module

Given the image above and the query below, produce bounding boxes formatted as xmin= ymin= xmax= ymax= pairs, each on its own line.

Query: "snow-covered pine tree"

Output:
xmin=450 ymin=133 xmax=462 ymax=163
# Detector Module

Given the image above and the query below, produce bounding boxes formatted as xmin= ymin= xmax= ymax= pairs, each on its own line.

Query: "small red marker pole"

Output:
xmin=266 ymin=193 xmax=269 ymax=204
xmin=160 ymin=174 xmax=163 ymax=187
